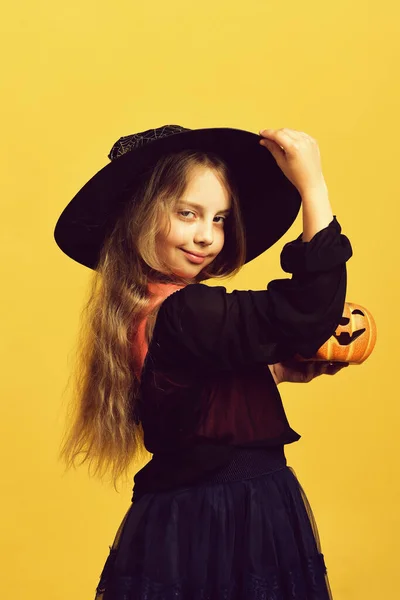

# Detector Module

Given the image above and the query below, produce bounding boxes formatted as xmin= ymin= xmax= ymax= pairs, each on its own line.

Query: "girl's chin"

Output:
xmin=171 ymin=268 xmax=199 ymax=280
xmin=169 ymin=263 xmax=204 ymax=280
xmin=159 ymin=255 xmax=213 ymax=280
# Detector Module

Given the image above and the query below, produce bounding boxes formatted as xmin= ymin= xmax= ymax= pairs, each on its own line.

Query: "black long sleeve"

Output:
xmin=149 ymin=216 xmax=353 ymax=373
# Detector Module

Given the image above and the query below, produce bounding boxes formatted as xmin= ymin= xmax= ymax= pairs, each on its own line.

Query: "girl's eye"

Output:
xmin=178 ymin=211 xmax=226 ymax=224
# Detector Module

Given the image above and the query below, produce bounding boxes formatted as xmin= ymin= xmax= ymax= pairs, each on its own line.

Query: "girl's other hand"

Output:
xmin=269 ymin=359 xmax=349 ymax=385
xmin=259 ymin=128 xmax=327 ymax=196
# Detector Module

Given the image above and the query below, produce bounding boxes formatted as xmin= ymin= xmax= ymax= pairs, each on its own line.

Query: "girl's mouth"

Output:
xmin=180 ymin=249 xmax=206 ymax=264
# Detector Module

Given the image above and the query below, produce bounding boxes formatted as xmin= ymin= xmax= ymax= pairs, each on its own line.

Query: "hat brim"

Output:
xmin=54 ymin=127 xmax=301 ymax=269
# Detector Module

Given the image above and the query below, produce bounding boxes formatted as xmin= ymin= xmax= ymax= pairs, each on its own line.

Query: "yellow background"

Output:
xmin=1 ymin=1 xmax=398 ymax=598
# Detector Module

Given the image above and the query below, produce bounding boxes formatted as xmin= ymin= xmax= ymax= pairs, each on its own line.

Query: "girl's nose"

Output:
xmin=194 ymin=221 xmax=214 ymax=246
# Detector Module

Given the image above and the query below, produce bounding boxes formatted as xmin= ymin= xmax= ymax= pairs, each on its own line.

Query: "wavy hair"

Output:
xmin=59 ymin=149 xmax=246 ymax=487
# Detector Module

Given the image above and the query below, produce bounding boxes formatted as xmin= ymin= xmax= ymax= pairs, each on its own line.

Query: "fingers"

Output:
xmin=258 ymin=133 xmax=286 ymax=154
xmin=306 ymin=361 xmax=349 ymax=379
xmin=260 ymin=128 xmax=309 ymax=141
xmin=259 ymin=128 xmax=318 ymax=154
xmin=321 ymin=361 xmax=349 ymax=375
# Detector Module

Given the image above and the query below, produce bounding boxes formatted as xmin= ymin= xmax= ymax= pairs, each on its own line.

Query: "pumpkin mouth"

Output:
xmin=333 ymin=329 xmax=366 ymax=346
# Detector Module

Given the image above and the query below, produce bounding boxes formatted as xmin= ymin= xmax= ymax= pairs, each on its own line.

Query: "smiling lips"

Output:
xmin=333 ymin=329 xmax=366 ymax=345
xmin=180 ymin=249 xmax=208 ymax=264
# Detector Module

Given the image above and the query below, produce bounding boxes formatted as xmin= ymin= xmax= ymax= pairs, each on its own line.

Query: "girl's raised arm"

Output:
xmin=148 ymin=215 xmax=352 ymax=374
xmin=147 ymin=128 xmax=352 ymax=374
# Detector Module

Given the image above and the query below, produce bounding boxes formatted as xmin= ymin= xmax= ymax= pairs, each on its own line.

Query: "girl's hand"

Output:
xmin=269 ymin=359 xmax=349 ymax=385
xmin=259 ymin=128 xmax=326 ymax=196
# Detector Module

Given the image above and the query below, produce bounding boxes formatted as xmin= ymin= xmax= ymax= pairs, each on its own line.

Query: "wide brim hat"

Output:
xmin=54 ymin=125 xmax=302 ymax=269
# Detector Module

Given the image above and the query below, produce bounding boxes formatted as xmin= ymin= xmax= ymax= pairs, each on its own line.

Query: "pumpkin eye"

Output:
xmin=339 ymin=317 xmax=350 ymax=325
xmin=352 ymin=309 xmax=365 ymax=316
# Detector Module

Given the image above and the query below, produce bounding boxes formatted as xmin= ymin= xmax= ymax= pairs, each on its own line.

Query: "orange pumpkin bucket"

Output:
xmin=296 ymin=302 xmax=377 ymax=365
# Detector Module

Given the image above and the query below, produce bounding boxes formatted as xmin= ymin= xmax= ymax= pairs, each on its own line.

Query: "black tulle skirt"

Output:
xmin=94 ymin=446 xmax=333 ymax=600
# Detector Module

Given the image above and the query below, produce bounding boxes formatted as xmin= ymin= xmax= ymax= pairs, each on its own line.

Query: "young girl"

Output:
xmin=54 ymin=124 xmax=353 ymax=599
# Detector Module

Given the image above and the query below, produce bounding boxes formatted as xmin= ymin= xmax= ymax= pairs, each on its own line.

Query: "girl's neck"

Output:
xmin=147 ymin=280 xmax=185 ymax=297
xmin=146 ymin=270 xmax=194 ymax=296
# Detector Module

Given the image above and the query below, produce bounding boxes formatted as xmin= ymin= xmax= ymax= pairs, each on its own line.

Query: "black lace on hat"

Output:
xmin=108 ymin=125 xmax=191 ymax=161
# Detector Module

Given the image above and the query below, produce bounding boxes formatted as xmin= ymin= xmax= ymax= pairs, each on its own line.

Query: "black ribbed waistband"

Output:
xmin=132 ymin=446 xmax=288 ymax=502
xmin=200 ymin=446 xmax=287 ymax=484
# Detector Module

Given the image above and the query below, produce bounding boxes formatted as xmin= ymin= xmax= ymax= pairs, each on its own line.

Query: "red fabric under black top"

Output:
xmin=132 ymin=216 xmax=353 ymax=497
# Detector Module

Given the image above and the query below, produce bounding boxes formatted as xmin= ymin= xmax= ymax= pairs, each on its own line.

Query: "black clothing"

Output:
xmin=132 ymin=215 xmax=352 ymax=500
xmin=95 ymin=215 xmax=352 ymax=600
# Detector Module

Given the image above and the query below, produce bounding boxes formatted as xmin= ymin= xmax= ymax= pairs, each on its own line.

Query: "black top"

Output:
xmin=132 ymin=216 xmax=353 ymax=497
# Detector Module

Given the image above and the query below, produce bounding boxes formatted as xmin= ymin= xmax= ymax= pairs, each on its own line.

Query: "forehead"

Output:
xmin=181 ymin=166 xmax=231 ymax=208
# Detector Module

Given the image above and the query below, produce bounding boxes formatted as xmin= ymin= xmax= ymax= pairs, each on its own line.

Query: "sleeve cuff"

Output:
xmin=280 ymin=215 xmax=353 ymax=274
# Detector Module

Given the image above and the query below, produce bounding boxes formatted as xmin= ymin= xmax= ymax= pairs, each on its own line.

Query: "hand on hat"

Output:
xmin=259 ymin=128 xmax=326 ymax=197
xmin=268 ymin=359 xmax=349 ymax=385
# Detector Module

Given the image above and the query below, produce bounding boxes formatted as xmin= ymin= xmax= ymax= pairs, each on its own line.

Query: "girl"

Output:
xmin=54 ymin=124 xmax=353 ymax=599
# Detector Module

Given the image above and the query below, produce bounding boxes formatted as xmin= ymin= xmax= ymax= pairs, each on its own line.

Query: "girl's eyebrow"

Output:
xmin=177 ymin=201 xmax=231 ymax=214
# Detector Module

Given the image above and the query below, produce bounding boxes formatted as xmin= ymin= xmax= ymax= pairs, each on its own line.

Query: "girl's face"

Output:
xmin=157 ymin=167 xmax=231 ymax=280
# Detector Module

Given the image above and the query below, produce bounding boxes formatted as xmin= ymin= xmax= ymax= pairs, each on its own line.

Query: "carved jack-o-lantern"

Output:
xmin=297 ymin=302 xmax=377 ymax=365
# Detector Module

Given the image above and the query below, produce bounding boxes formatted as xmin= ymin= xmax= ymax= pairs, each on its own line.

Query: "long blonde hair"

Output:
xmin=59 ymin=149 xmax=247 ymax=487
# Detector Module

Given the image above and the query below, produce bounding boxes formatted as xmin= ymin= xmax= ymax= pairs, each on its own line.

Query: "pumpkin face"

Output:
xmin=298 ymin=302 xmax=377 ymax=364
